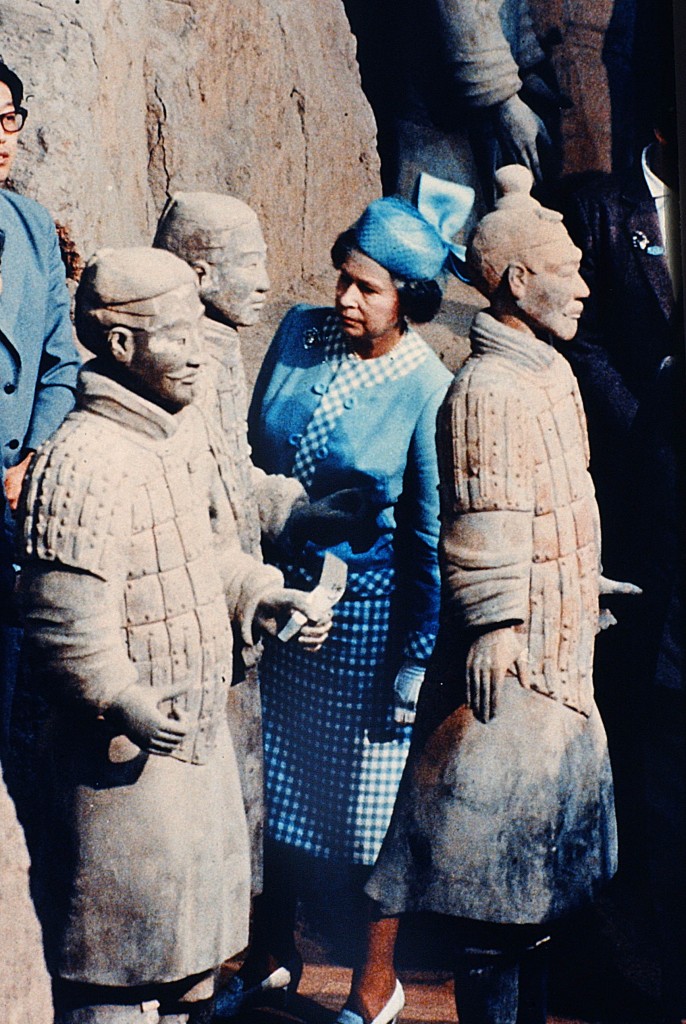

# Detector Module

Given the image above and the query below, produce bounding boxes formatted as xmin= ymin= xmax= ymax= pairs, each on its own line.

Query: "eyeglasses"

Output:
xmin=0 ymin=108 xmax=26 ymax=134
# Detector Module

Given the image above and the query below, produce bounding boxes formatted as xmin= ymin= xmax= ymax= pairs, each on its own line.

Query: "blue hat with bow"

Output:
xmin=353 ymin=173 xmax=474 ymax=282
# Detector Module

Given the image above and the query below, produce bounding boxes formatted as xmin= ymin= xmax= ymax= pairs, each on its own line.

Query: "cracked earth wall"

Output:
xmin=0 ymin=765 xmax=52 ymax=1022
xmin=0 ymin=0 xmax=380 ymax=296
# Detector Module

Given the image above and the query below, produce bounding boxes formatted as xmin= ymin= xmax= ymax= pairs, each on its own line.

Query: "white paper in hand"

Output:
xmin=277 ymin=552 xmax=348 ymax=642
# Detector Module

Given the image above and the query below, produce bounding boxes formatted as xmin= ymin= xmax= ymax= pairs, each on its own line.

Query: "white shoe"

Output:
xmin=335 ymin=981 xmax=405 ymax=1024
xmin=370 ymin=980 xmax=405 ymax=1024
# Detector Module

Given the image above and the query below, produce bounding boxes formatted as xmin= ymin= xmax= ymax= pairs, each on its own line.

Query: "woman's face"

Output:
xmin=335 ymin=249 xmax=402 ymax=353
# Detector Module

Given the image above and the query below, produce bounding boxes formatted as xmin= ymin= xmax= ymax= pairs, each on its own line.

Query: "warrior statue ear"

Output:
xmin=506 ymin=262 xmax=529 ymax=300
xmin=107 ymin=326 xmax=136 ymax=366
xmin=191 ymin=258 xmax=213 ymax=292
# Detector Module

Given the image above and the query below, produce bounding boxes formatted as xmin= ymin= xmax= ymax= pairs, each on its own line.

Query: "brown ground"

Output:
xmin=219 ymin=956 xmax=660 ymax=1024
xmin=221 ymin=960 xmax=598 ymax=1024
xmin=217 ymin=878 xmax=663 ymax=1024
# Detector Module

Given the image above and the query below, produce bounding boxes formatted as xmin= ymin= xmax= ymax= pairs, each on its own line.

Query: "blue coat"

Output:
xmin=248 ymin=304 xmax=452 ymax=657
xmin=0 ymin=190 xmax=80 ymax=474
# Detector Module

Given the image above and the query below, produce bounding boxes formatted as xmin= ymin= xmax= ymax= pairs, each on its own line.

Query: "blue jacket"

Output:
xmin=248 ymin=304 xmax=452 ymax=658
xmin=0 ymin=190 xmax=80 ymax=474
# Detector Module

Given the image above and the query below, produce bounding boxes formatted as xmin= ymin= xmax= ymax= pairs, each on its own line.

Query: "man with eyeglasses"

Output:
xmin=0 ymin=58 xmax=80 ymax=754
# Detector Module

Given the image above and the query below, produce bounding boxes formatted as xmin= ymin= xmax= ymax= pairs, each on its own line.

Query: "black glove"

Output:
xmin=284 ymin=487 xmax=387 ymax=552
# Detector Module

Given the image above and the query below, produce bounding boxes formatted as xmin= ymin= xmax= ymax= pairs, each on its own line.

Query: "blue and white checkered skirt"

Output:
xmin=260 ymin=564 xmax=413 ymax=865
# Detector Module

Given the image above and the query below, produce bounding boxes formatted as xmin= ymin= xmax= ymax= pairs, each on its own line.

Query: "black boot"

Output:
xmin=516 ymin=938 xmax=549 ymax=1024
xmin=454 ymin=946 xmax=519 ymax=1024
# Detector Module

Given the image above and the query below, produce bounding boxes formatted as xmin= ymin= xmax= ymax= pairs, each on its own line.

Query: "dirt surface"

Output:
xmin=219 ymin=956 xmax=661 ymax=1024
xmin=218 ymin=878 xmax=663 ymax=1024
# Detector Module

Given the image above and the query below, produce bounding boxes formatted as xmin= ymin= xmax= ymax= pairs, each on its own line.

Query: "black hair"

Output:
xmin=395 ymin=277 xmax=442 ymax=323
xmin=330 ymin=228 xmax=359 ymax=271
xmin=331 ymin=228 xmax=443 ymax=324
xmin=0 ymin=61 xmax=24 ymax=110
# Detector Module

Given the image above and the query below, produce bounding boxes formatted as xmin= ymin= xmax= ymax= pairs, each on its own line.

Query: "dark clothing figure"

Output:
xmin=559 ymin=148 xmax=683 ymax=1017
xmin=558 ymin=152 xmax=679 ymax=873
xmin=560 ymin=161 xmax=678 ymax=578
xmin=628 ymin=355 xmax=686 ymax=1021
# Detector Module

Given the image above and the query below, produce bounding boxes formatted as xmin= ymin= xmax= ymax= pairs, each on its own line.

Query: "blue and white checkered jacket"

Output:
xmin=248 ymin=304 xmax=452 ymax=662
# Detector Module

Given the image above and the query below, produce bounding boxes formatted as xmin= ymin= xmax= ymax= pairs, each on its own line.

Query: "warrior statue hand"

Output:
xmin=597 ymin=575 xmax=642 ymax=631
xmin=108 ymin=683 xmax=189 ymax=755
xmin=255 ymin=587 xmax=333 ymax=652
xmin=494 ymin=94 xmax=551 ymax=183
xmin=598 ymin=575 xmax=642 ymax=597
xmin=466 ymin=626 xmax=529 ymax=724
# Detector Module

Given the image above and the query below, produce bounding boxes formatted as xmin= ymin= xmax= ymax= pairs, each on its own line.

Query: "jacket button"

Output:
xmin=7 ymin=439 xmax=19 ymax=449
xmin=4 ymin=383 xmax=15 ymax=394
xmin=316 ymin=446 xmax=329 ymax=460
xmin=343 ymin=397 xmax=355 ymax=409
xmin=288 ymin=433 xmax=302 ymax=447
xmin=312 ymin=382 xmax=327 ymax=395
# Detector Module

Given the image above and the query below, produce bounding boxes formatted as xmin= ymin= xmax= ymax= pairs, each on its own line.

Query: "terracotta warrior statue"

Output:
xmin=152 ymin=194 xmax=303 ymax=890
xmin=153 ymin=193 xmax=359 ymax=890
xmin=16 ymin=248 xmax=330 ymax=1024
xmin=366 ymin=166 xmax=640 ymax=1024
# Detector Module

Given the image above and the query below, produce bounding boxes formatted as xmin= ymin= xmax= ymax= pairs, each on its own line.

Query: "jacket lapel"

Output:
xmin=622 ymin=173 xmax=675 ymax=322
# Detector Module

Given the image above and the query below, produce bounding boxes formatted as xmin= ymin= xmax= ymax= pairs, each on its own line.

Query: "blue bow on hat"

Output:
xmin=354 ymin=173 xmax=474 ymax=282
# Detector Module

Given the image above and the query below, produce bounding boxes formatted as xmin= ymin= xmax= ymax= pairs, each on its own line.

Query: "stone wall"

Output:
xmin=0 ymin=0 xmax=380 ymax=295
xmin=0 ymin=764 xmax=51 ymax=1023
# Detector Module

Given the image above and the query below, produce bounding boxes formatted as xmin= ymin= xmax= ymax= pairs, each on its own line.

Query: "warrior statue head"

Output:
xmin=466 ymin=165 xmax=588 ymax=341
xmin=153 ymin=191 xmax=270 ymax=328
xmin=75 ymin=246 xmax=205 ymax=411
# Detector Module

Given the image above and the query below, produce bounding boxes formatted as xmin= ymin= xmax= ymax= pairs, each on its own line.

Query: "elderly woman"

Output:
xmin=214 ymin=178 xmax=473 ymax=1024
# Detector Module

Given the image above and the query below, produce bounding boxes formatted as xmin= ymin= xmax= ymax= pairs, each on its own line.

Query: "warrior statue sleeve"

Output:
xmin=251 ymin=465 xmax=308 ymax=543
xmin=437 ymin=375 xmax=534 ymax=628
xmin=20 ymin=565 xmax=139 ymax=713
xmin=434 ymin=0 xmax=525 ymax=108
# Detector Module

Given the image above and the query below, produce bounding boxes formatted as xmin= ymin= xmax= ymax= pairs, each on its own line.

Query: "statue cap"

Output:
xmin=75 ymin=247 xmax=200 ymax=355
xmin=154 ymin=191 xmax=258 ymax=252
xmin=79 ymin=247 xmax=197 ymax=309
xmin=467 ymin=165 xmax=578 ymax=296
